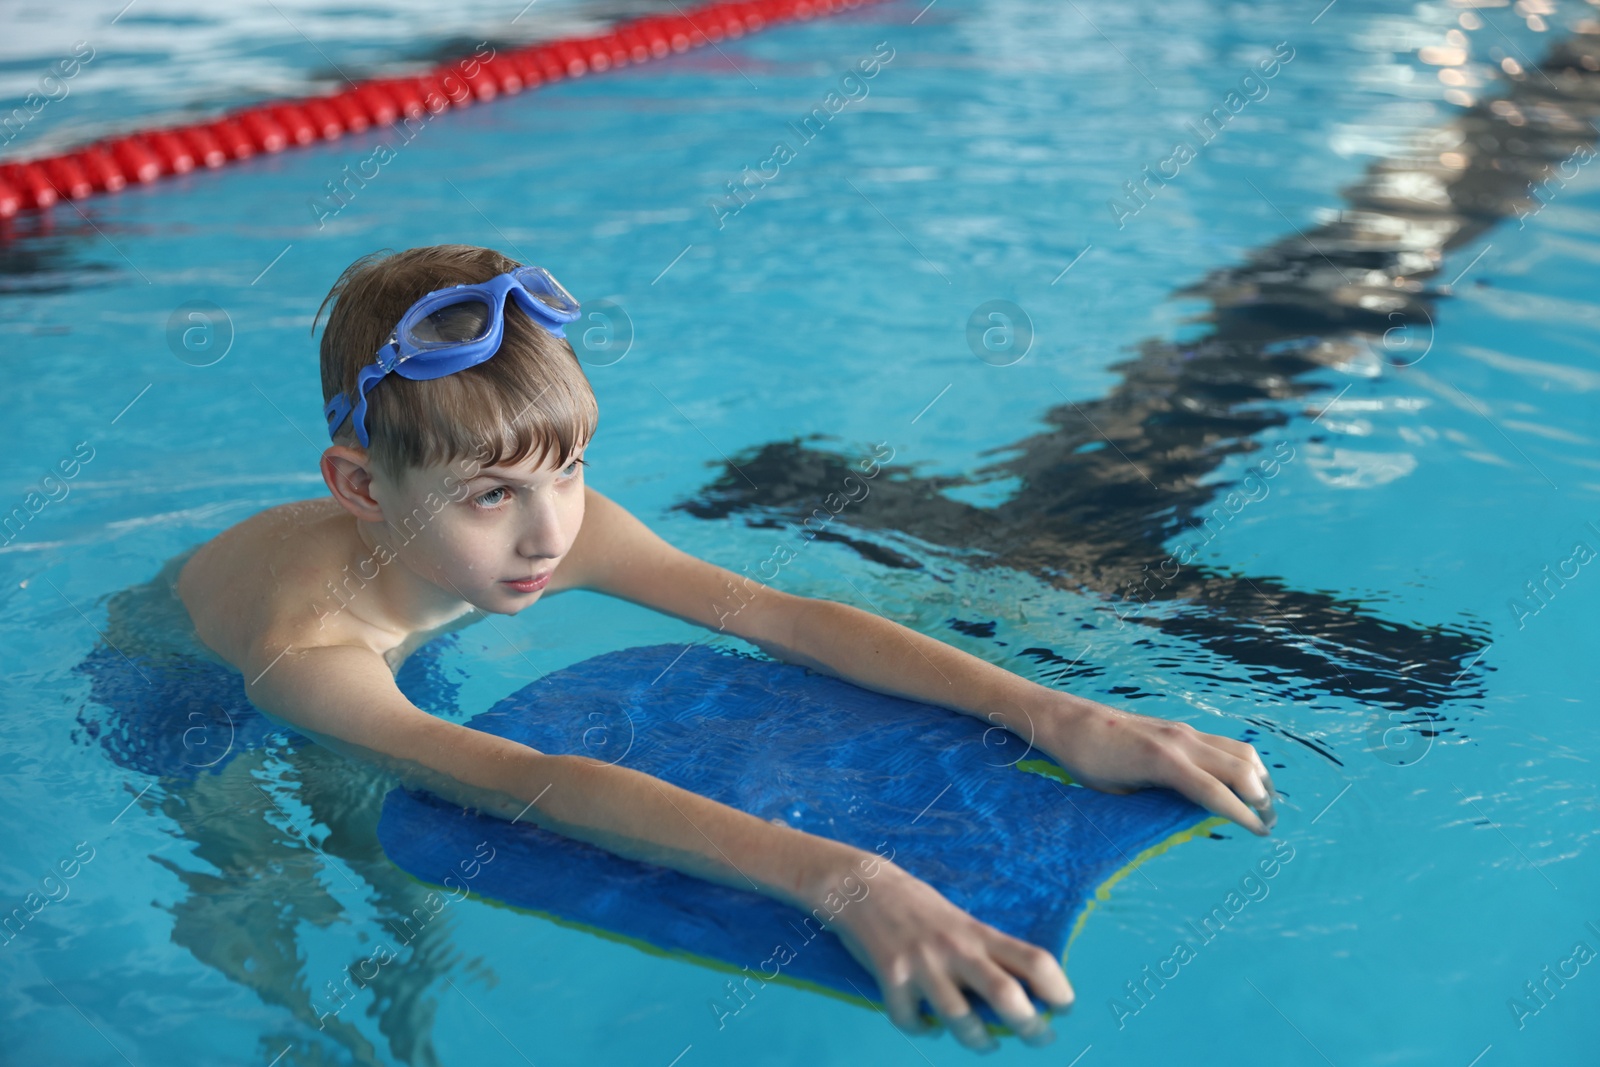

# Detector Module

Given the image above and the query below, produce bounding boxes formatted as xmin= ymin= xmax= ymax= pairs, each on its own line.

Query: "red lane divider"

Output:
xmin=0 ymin=0 xmax=880 ymax=219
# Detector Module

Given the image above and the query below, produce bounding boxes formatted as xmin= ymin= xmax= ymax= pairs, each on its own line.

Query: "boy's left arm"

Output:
xmin=568 ymin=487 xmax=1278 ymax=836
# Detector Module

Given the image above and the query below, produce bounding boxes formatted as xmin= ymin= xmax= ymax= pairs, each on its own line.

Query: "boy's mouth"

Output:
xmin=503 ymin=571 xmax=552 ymax=594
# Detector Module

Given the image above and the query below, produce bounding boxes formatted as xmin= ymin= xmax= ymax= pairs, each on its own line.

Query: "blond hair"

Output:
xmin=313 ymin=244 xmax=598 ymax=477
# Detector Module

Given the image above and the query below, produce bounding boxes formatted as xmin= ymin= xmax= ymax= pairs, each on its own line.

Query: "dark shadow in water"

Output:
xmin=675 ymin=30 xmax=1600 ymax=724
xmin=0 ymin=230 xmax=120 ymax=294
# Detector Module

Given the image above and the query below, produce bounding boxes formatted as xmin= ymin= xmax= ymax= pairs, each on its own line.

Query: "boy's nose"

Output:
xmin=515 ymin=502 xmax=569 ymax=559
xmin=515 ymin=528 xmax=563 ymax=559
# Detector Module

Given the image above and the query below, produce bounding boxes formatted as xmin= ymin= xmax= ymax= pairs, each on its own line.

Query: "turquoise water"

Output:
xmin=3 ymin=0 xmax=1599 ymax=1063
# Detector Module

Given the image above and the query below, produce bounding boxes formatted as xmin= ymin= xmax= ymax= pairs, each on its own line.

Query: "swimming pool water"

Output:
xmin=3 ymin=1 xmax=1598 ymax=1064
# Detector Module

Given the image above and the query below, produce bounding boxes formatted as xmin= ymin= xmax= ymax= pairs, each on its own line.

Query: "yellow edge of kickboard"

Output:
xmin=394 ymin=866 xmax=893 ymax=1017
xmin=1012 ymin=759 xmax=1229 ymax=966
xmin=1061 ymin=813 xmax=1230 ymax=965
xmin=393 ymin=763 xmax=1221 ymax=1037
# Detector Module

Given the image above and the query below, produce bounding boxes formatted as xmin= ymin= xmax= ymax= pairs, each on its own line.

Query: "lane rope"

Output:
xmin=0 ymin=0 xmax=885 ymax=219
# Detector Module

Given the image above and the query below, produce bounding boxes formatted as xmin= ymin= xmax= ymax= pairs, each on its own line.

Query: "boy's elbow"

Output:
xmin=385 ymin=721 xmax=563 ymax=823
xmin=411 ymin=717 xmax=547 ymax=792
xmin=741 ymin=592 xmax=834 ymax=669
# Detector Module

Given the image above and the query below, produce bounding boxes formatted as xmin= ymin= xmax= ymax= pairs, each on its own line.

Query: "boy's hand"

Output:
xmin=827 ymin=861 xmax=1071 ymax=1051
xmin=1029 ymin=697 xmax=1278 ymax=834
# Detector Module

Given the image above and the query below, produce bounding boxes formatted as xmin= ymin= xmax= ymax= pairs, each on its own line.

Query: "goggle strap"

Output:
xmin=323 ymin=345 xmax=396 ymax=446
xmin=323 ymin=392 xmax=353 ymax=437
xmin=349 ymin=357 xmax=392 ymax=448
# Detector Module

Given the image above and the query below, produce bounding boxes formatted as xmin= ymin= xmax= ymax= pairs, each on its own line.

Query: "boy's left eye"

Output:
xmin=474 ymin=487 xmax=509 ymax=508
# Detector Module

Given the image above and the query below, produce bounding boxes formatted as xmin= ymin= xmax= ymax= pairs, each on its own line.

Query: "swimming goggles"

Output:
xmin=323 ymin=264 xmax=581 ymax=447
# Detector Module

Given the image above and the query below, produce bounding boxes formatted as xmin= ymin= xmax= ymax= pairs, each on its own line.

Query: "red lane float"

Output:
xmin=0 ymin=0 xmax=879 ymax=218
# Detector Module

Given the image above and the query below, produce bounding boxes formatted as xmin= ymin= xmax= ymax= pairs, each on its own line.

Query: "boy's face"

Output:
xmin=372 ymin=442 xmax=587 ymax=615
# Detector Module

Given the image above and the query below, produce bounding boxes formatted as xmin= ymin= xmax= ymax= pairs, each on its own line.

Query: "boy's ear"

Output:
xmin=321 ymin=446 xmax=388 ymax=523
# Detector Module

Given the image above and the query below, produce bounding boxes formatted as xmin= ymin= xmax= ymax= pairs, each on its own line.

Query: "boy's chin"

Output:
xmin=431 ymin=582 xmax=532 ymax=617
xmin=486 ymin=582 xmax=546 ymax=612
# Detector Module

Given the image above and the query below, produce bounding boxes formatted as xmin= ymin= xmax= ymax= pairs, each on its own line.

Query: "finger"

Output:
xmin=1188 ymin=743 xmax=1277 ymax=824
xmin=1190 ymin=734 xmax=1276 ymax=806
xmin=1165 ymin=757 xmax=1271 ymax=835
xmin=954 ymin=953 xmax=1056 ymax=1048
xmin=918 ymin=968 xmax=996 ymax=1052
xmin=987 ymin=934 xmax=1074 ymax=1011
xmin=881 ymin=978 xmax=932 ymax=1035
xmin=941 ymin=1011 xmax=996 ymax=1053
xmin=1196 ymin=732 xmax=1276 ymax=795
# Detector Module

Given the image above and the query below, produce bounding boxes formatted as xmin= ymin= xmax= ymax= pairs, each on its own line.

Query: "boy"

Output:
xmin=177 ymin=243 xmax=1276 ymax=1051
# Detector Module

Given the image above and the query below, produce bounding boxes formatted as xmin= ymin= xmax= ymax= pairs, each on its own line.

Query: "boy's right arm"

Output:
xmin=243 ymin=641 xmax=1070 ymax=1049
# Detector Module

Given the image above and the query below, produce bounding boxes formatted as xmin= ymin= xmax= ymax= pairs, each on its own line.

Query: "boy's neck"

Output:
xmin=346 ymin=517 xmax=480 ymax=637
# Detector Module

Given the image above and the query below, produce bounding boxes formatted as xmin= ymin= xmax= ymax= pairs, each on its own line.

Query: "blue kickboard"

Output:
xmin=373 ymin=644 xmax=1219 ymax=1022
xmin=75 ymin=635 xmax=1217 ymax=1026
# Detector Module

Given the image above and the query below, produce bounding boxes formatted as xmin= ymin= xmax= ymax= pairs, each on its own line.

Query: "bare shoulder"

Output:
xmin=176 ymin=497 xmax=390 ymax=672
